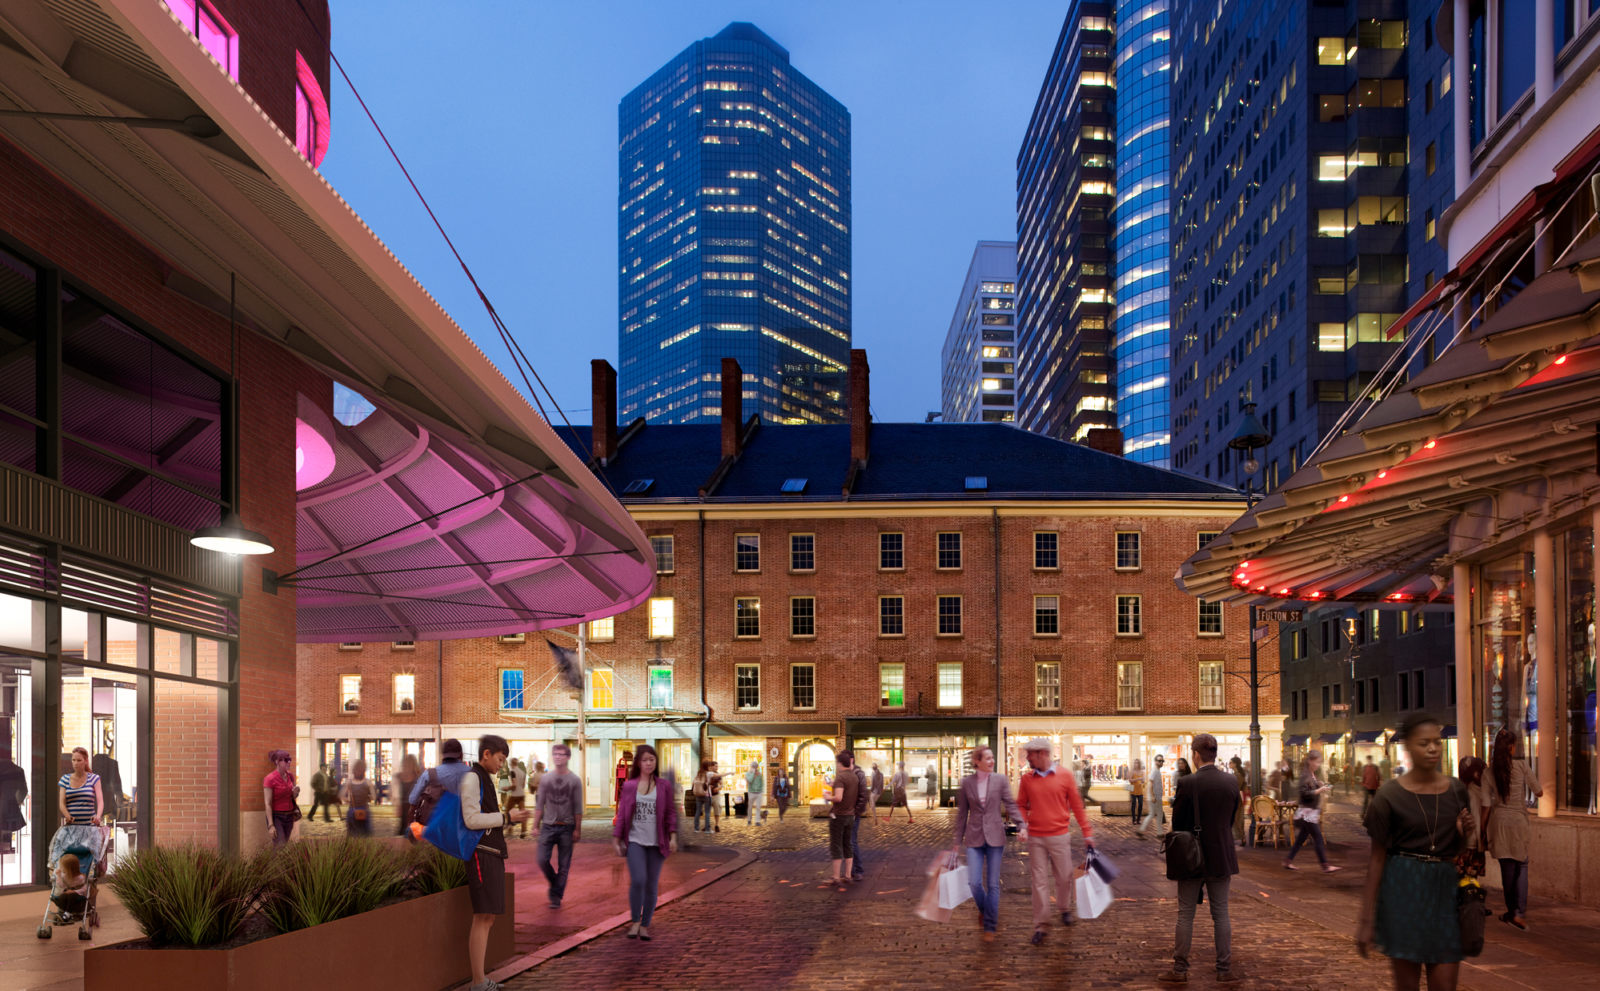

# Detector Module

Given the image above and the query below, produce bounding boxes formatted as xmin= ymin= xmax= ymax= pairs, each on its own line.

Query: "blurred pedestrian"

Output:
xmin=773 ymin=770 xmax=791 ymax=820
xmin=888 ymin=761 xmax=914 ymax=822
xmin=1175 ymin=757 xmax=1193 ymax=780
xmin=462 ymin=735 xmax=530 ymax=991
xmin=953 ymin=744 xmax=1022 ymax=940
xmin=868 ymin=762 xmax=884 ymax=821
xmin=1283 ymin=752 xmax=1339 ymax=873
xmin=924 ymin=764 xmax=939 ymax=810
xmin=1156 ymin=733 xmax=1241 ymax=985
xmin=692 ymin=760 xmax=714 ymax=832
xmin=1128 ymin=758 xmax=1147 ymax=823
xmin=1140 ymin=754 xmax=1168 ymax=837
xmin=394 ymin=752 xmax=420 ymax=837
xmin=1457 ymin=755 xmax=1488 ymax=880
xmin=850 ymin=756 xmax=869 ymax=880
xmin=1017 ymin=737 xmax=1092 ymax=945
xmin=1228 ymin=757 xmax=1248 ymax=845
xmin=260 ymin=749 xmax=297 ymax=846
xmin=825 ymin=750 xmax=859 ymax=890
xmin=308 ymin=763 xmax=334 ymax=822
xmin=1356 ymin=713 xmax=1474 ymax=991
xmin=1361 ymin=756 xmax=1382 ymax=817
xmin=340 ymin=758 xmax=373 ymax=838
xmin=614 ymin=744 xmax=677 ymax=940
xmin=501 ymin=757 xmax=529 ymax=839
xmin=1486 ymin=728 xmax=1542 ymax=930
xmin=533 ymin=742 xmax=583 ymax=909
xmin=744 ymin=760 xmax=765 ymax=826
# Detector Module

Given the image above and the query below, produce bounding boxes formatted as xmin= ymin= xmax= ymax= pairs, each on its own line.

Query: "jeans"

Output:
xmin=849 ymin=813 xmax=865 ymax=879
xmin=626 ymin=842 xmax=665 ymax=926
xmin=1141 ymin=797 xmax=1166 ymax=835
xmin=537 ymin=822 xmax=576 ymax=900
xmin=1287 ymin=819 xmax=1328 ymax=864
xmin=345 ymin=807 xmax=372 ymax=837
xmin=966 ymin=844 xmax=1004 ymax=932
xmin=1174 ymin=875 xmax=1232 ymax=974
xmin=1131 ymin=794 xmax=1144 ymax=820
xmin=1362 ymin=787 xmax=1377 ymax=817
xmin=270 ymin=810 xmax=295 ymax=846
xmin=1499 ymin=858 xmax=1529 ymax=917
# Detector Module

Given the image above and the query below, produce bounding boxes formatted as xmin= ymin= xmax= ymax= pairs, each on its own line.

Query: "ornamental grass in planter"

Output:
xmin=103 ymin=844 xmax=272 ymax=947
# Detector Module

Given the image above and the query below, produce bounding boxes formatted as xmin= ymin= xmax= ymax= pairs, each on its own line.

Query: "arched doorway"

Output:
xmin=790 ymin=737 xmax=837 ymax=805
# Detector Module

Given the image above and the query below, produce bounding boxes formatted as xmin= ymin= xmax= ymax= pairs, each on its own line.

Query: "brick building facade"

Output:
xmin=300 ymin=357 xmax=1279 ymax=809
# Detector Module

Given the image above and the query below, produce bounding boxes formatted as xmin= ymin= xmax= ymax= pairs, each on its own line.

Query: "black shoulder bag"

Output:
xmin=1162 ymin=778 xmax=1206 ymax=881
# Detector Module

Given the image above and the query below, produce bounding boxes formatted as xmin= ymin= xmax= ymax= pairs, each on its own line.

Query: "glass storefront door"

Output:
xmin=0 ymin=654 xmax=35 ymax=886
xmin=1481 ymin=553 xmax=1534 ymax=759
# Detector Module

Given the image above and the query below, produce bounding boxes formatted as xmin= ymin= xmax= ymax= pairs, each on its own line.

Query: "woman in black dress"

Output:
xmin=1356 ymin=712 xmax=1475 ymax=990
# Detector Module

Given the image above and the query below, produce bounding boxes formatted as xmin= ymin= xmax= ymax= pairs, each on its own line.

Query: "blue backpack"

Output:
xmin=421 ymin=776 xmax=485 ymax=861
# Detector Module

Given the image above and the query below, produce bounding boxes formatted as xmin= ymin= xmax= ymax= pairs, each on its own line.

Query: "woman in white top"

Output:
xmin=1485 ymin=728 xmax=1542 ymax=929
xmin=613 ymin=744 xmax=677 ymax=940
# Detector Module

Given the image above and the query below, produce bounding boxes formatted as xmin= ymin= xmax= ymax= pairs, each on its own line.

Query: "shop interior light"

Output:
xmin=191 ymin=512 xmax=275 ymax=555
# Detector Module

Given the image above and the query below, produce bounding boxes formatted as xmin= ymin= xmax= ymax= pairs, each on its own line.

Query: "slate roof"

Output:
xmin=559 ymin=422 xmax=1241 ymax=503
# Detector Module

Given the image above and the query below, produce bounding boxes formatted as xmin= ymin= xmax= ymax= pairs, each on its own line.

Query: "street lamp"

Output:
xmin=1228 ymin=403 xmax=1272 ymax=817
xmin=1344 ymin=615 xmax=1361 ymax=795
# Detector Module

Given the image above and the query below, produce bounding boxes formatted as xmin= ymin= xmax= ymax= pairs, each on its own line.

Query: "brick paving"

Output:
xmin=498 ymin=801 xmax=1595 ymax=991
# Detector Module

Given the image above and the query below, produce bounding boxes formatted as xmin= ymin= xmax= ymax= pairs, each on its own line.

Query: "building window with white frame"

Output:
xmin=650 ymin=535 xmax=675 ymax=574
xmin=879 ymin=596 xmax=905 ymax=637
xmin=499 ymin=669 xmax=524 ymax=710
xmin=937 ymin=662 xmax=962 ymax=708
xmin=879 ymin=532 xmax=904 ymax=570
xmin=1197 ymin=530 xmax=1220 ymax=549
xmin=648 ymin=597 xmax=674 ymax=639
xmin=937 ymin=595 xmax=963 ymax=636
xmin=590 ymin=668 xmax=614 ymax=709
xmin=879 ymin=663 xmax=905 ymax=708
xmin=1034 ymin=531 xmax=1059 ymax=569
xmin=791 ymin=663 xmax=816 ymax=710
xmin=1198 ymin=599 xmax=1223 ymax=636
xmin=1035 ymin=661 xmax=1061 ymax=710
xmin=735 ymin=534 xmax=761 ymax=572
xmin=1116 ymin=594 xmax=1142 ymax=635
xmin=392 ymin=673 xmax=415 ymax=713
xmin=790 ymin=533 xmax=815 ymax=572
xmin=1199 ymin=660 xmax=1225 ymax=710
xmin=735 ymin=664 xmax=760 ymax=710
xmin=1034 ymin=595 xmax=1060 ymax=636
xmin=340 ymin=674 xmax=361 ymax=713
xmin=937 ymin=532 xmax=962 ymax=570
xmin=1115 ymin=531 xmax=1141 ymax=570
xmin=735 ymin=597 xmax=761 ymax=638
xmin=1117 ymin=661 xmax=1143 ymax=710
xmin=790 ymin=596 xmax=815 ymax=638
xmin=588 ymin=617 xmax=615 ymax=641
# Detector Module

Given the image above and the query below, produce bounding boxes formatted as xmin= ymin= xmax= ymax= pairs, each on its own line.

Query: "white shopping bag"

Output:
xmin=1074 ymin=866 xmax=1113 ymax=919
xmin=938 ymin=862 xmax=973 ymax=910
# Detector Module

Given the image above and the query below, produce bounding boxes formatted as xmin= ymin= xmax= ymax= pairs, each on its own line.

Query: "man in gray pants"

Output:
xmin=1158 ymin=733 xmax=1242 ymax=985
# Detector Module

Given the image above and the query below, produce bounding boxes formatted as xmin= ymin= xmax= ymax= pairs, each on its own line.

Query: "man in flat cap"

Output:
xmin=1017 ymin=737 xmax=1094 ymax=945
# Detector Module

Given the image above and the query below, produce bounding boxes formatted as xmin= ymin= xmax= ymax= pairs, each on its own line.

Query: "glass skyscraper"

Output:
xmin=617 ymin=23 xmax=852 ymax=425
xmin=1111 ymin=0 xmax=1171 ymax=466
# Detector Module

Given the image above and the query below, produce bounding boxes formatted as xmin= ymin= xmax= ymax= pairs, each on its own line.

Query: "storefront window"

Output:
xmin=1481 ymin=553 xmax=1533 ymax=760
xmin=1566 ymin=527 xmax=1596 ymax=813
xmin=60 ymin=663 xmax=139 ymax=862
xmin=0 ymin=654 xmax=35 ymax=886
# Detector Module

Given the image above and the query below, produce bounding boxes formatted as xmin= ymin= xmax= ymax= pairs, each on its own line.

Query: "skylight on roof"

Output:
xmin=622 ymin=478 xmax=654 ymax=494
xmin=965 ymin=476 xmax=988 ymax=491
xmin=781 ymin=478 xmax=808 ymax=493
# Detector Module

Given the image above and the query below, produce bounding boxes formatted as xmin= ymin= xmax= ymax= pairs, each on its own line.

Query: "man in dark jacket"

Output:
xmin=1158 ymin=733 xmax=1242 ymax=985
xmin=849 ymin=757 xmax=869 ymax=880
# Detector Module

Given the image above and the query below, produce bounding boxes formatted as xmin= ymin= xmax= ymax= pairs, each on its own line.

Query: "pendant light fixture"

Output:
xmin=191 ymin=273 xmax=275 ymax=556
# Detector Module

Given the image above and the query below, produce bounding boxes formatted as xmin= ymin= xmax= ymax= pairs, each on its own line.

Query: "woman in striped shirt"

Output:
xmin=58 ymin=747 xmax=103 ymax=825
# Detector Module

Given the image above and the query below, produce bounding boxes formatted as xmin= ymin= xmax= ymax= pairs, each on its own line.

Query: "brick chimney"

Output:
xmin=721 ymin=358 xmax=743 ymax=458
xmin=590 ymin=359 xmax=617 ymax=463
xmin=1085 ymin=427 xmax=1124 ymax=457
xmin=849 ymin=349 xmax=870 ymax=464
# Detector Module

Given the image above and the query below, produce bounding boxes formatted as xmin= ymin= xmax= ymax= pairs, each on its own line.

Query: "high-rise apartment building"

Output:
xmin=940 ymin=241 xmax=1018 ymax=424
xmin=1112 ymin=0 xmax=1173 ymax=466
xmin=1169 ymin=2 xmax=1449 ymax=489
xmin=617 ymin=23 xmax=852 ymax=426
xmin=1016 ymin=3 xmax=1118 ymax=444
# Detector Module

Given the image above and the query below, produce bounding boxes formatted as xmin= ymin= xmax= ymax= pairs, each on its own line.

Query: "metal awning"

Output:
xmin=0 ymin=0 xmax=654 ymax=639
xmin=1353 ymin=730 xmax=1383 ymax=744
xmin=1178 ymin=231 xmax=1600 ymax=606
xmin=1285 ymin=734 xmax=1309 ymax=746
xmin=1317 ymin=733 xmax=1345 ymax=745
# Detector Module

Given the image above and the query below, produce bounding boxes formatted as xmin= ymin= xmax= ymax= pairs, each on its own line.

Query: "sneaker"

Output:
xmin=626 ymin=922 xmax=640 ymax=939
xmin=1216 ymin=971 xmax=1242 ymax=984
xmin=1060 ymin=910 xmax=1073 ymax=926
xmin=548 ymin=897 xmax=561 ymax=909
xmin=1155 ymin=972 xmax=1188 ymax=985
xmin=1282 ymin=860 xmax=1297 ymax=870
xmin=1030 ymin=930 xmax=1046 ymax=945
xmin=638 ymin=925 xmax=652 ymax=941
xmin=469 ymin=982 xmax=500 ymax=991
xmin=1321 ymin=865 xmax=1342 ymax=874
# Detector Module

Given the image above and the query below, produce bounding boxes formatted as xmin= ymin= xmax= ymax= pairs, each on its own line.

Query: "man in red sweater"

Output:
xmin=1017 ymin=737 xmax=1095 ymax=945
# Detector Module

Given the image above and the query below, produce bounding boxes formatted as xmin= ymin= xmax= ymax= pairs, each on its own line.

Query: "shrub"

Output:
xmin=106 ymin=844 xmax=268 ymax=947
xmin=406 ymin=844 xmax=467 ymax=895
xmin=260 ymin=838 xmax=408 ymax=933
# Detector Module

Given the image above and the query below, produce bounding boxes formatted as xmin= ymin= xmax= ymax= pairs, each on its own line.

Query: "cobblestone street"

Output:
xmin=490 ymin=801 xmax=1593 ymax=991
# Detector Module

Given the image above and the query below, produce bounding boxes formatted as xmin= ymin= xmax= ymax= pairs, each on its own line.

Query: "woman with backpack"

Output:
xmin=340 ymin=758 xmax=374 ymax=838
xmin=613 ymin=744 xmax=677 ymax=940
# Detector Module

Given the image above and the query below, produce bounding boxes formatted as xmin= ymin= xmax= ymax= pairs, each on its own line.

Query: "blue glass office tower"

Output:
xmin=1112 ymin=0 xmax=1172 ymax=466
xmin=617 ymin=23 xmax=852 ymax=425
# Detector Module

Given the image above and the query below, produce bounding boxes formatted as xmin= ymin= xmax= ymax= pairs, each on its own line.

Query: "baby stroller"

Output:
xmin=37 ymin=822 xmax=113 ymax=940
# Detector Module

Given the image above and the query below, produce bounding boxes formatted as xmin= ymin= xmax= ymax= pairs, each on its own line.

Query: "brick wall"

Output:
xmin=209 ymin=0 xmax=332 ymax=141
xmin=152 ymin=679 xmax=221 ymax=845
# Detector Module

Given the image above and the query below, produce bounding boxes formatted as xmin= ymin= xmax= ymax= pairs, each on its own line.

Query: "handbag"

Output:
xmin=1074 ymin=863 xmax=1113 ymax=919
xmin=1162 ymin=776 xmax=1206 ymax=881
xmin=1457 ymin=876 xmax=1487 ymax=956
xmin=938 ymin=861 xmax=973 ymax=910
xmin=1086 ymin=846 xmax=1120 ymax=883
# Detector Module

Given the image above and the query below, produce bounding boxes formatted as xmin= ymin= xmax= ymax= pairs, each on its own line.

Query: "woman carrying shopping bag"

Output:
xmin=953 ymin=745 xmax=1023 ymax=941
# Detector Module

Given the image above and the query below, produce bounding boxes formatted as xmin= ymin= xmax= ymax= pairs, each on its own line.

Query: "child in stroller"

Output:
xmin=38 ymin=822 xmax=112 ymax=940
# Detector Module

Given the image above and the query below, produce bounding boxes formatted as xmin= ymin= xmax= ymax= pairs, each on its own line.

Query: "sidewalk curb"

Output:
xmin=471 ymin=847 xmax=757 ymax=988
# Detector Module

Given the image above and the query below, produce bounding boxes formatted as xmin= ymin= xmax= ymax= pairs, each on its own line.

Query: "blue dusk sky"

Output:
xmin=319 ymin=2 xmax=1068 ymax=425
